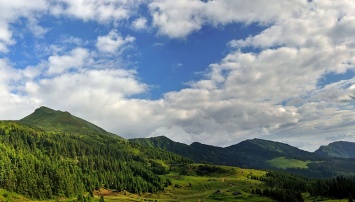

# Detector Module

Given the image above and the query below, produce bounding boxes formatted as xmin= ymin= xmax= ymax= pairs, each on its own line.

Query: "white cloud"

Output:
xmin=0 ymin=0 xmax=47 ymax=52
xmin=2 ymin=0 xmax=355 ymax=152
xmin=138 ymin=0 xmax=355 ymax=149
xmin=0 ymin=59 xmax=40 ymax=119
xmin=47 ymin=48 xmax=91 ymax=75
xmin=39 ymin=69 xmax=147 ymax=99
xmin=50 ymin=0 xmax=142 ymax=23
xmin=148 ymin=0 xmax=305 ymax=38
xmin=26 ymin=16 xmax=49 ymax=37
xmin=150 ymin=125 xmax=195 ymax=144
xmin=96 ymin=30 xmax=135 ymax=54
xmin=149 ymin=0 xmax=205 ymax=38
xmin=132 ymin=17 xmax=148 ymax=30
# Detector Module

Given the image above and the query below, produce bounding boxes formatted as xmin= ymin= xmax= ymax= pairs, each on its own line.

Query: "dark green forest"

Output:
xmin=0 ymin=121 xmax=190 ymax=199
xmin=252 ymin=171 xmax=355 ymax=202
xmin=130 ymin=136 xmax=355 ymax=177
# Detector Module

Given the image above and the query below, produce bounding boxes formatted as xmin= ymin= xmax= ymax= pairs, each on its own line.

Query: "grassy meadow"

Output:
xmin=267 ymin=157 xmax=311 ymax=169
xmin=92 ymin=166 xmax=274 ymax=202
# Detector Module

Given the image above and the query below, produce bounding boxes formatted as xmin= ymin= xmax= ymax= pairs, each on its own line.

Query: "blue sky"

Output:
xmin=1 ymin=0 xmax=355 ymax=151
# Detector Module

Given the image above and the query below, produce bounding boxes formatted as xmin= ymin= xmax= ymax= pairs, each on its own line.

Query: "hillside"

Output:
xmin=314 ymin=141 xmax=355 ymax=158
xmin=130 ymin=137 xmax=316 ymax=168
xmin=226 ymin=138 xmax=315 ymax=160
xmin=130 ymin=136 xmax=227 ymax=164
xmin=0 ymin=107 xmax=191 ymax=200
xmin=130 ymin=136 xmax=355 ymax=177
xmin=20 ymin=106 xmax=119 ymax=138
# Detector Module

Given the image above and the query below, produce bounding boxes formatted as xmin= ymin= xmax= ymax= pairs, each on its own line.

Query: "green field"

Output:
xmin=94 ymin=166 xmax=274 ymax=202
xmin=267 ymin=157 xmax=311 ymax=169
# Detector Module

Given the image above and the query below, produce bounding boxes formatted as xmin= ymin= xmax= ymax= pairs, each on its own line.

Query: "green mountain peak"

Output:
xmin=20 ymin=106 xmax=113 ymax=136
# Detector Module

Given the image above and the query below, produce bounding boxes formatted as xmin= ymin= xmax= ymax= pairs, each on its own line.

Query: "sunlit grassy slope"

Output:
xmin=94 ymin=165 xmax=274 ymax=202
xmin=20 ymin=106 xmax=123 ymax=139
xmin=267 ymin=157 xmax=311 ymax=169
xmin=0 ymin=189 xmax=32 ymax=202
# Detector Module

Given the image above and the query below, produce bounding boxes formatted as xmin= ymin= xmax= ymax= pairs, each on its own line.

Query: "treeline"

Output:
xmin=282 ymin=158 xmax=355 ymax=178
xmin=309 ymin=175 xmax=355 ymax=199
xmin=254 ymin=170 xmax=355 ymax=201
xmin=176 ymin=164 xmax=235 ymax=176
xmin=0 ymin=121 xmax=191 ymax=199
xmin=252 ymin=188 xmax=303 ymax=202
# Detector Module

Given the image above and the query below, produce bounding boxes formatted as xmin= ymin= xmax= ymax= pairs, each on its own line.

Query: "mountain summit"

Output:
xmin=20 ymin=106 xmax=114 ymax=136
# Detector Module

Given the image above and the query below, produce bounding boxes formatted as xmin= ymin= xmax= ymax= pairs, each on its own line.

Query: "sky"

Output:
xmin=1 ymin=0 xmax=355 ymax=151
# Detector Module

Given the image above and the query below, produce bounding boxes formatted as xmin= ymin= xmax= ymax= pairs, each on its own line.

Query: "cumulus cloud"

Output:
xmin=50 ymin=0 xmax=137 ymax=23
xmin=149 ymin=0 xmax=305 ymax=38
xmin=0 ymin=0 xmax=47 ymax=52
xmin=132 ymin=17 xmax=148 ymax=30
xmin=96 ymin=30 xmax=135 ymax=54
xmin=0 ymin=59 xmax=40 ymax=119
xmin=142 ymin=0 xmax=355 ymax=149
xmin=2 ymin=0 xmax=355 ymax=152
xmin=47 ymin=48 xmax=91 ymax=75
xmin=39 ymin=69 xmax=147 ymax=99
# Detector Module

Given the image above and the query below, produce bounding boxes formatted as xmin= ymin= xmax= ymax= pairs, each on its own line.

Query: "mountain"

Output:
xmin=226 ymin=138 xmax=317 ymax=161
xmin=314 ymin=141 xmax=355 ymax=158
xmin=223 ymin=138 xmax=320 ymax=169
xmin=130 ymin=137 xmax=317 ymax=168
xmin=131 ymin=136 xmax=202 ymax=158
xmin=0 ymin=107 xmax=191 ymax=200
xmin=130 ymin=136 xmax=355 ymax=177
xmin=2 ymin=106 xmax=355 ymax=201
xmin=130 ymin=136 xmax=227 ymax=164
xmin=20 ymin=106 xmax=117 ymax=137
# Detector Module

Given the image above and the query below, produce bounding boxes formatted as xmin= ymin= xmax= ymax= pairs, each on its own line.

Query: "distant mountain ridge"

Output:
xmin=130 ymin=136 xmax=355 ymax=177
xmin=130 ymin=136 xmax=318 ymax=168
xmin=314 ymin=141 xmax=355 ymax=158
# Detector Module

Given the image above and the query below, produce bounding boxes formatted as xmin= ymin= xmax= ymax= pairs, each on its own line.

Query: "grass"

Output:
xmin=101 ymin=166 xmax=275 ymax=202
xmin=0 ymin=189 xmax=32 ymax=202
xmin=267 ymin=157 xmax=311 ymax=169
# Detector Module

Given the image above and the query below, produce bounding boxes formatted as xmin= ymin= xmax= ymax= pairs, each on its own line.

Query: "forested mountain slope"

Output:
xmin=0 ymin=107 xmax=191 ymax=200
xmin=130 ymin=136 xmax=355 ymax=177
xmin=314 ymin=141 xmax=355 ymax=158
xmin=130 ymin=137 xmax=316 ymax=168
